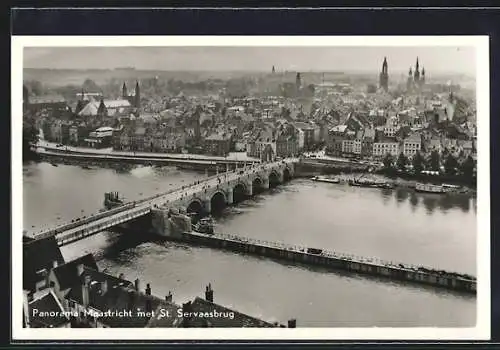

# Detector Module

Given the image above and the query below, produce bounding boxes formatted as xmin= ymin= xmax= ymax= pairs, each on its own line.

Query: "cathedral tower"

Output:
xmin=379 ymin=57 xmax=389 ymax=92
xmin=413 ymin=57 xmax=420 ymax=84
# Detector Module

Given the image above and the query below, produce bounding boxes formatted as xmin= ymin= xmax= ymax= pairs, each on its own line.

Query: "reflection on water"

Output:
xmin=23 ymin=161 xmax=477 ymax=327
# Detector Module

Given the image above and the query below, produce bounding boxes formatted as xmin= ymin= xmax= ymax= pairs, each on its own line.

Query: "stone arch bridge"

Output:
xmin=168 ymin=160 xmax=295 ymax=215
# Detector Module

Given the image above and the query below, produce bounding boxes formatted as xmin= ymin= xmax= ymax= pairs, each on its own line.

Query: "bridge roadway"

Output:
xmin=27 ymin=158 xmax=298 ymax=245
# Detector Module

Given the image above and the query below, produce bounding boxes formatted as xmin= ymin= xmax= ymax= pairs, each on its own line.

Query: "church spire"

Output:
xmin=122 ymin=82 xmax=128 ymax=99
xmin=134 ymin=81 xmax=141 ymax=109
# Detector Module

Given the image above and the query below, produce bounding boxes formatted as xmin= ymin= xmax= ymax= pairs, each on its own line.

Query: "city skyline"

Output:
xmin=23 ymin=46 xmax=476 ymax=76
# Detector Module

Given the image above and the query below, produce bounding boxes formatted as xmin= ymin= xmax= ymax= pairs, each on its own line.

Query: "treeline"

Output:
xmin=381 ymin=150 xmax=476 ymax=185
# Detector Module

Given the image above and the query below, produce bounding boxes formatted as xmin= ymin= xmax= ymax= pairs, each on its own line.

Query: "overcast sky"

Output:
xmin=23 ymin=46 xmax=476 ymax=75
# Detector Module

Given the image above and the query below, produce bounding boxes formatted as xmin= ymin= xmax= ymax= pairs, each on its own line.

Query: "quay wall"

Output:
xmin=179 ymin=232 xmax=476 ymax=295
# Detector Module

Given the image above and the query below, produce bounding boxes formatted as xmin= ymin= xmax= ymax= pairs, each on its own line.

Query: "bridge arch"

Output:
xmin=187 ymin=198 xmax=204 ymax=215
xmin=252 ymin=176 xmax=264 ymax=195
xmin=210 ymin=191 xmax=227 ymax=215
xmin=268 ymin=170 xmax=281 ymax=188
xmin=232 ymin=182 xmax=247 ymax=204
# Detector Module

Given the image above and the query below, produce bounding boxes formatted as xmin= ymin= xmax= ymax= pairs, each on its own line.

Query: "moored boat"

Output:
xmin=415 ymin=183 xmax=445 ymax=194
xmin=311 ymin=176 xmax=340 ymax=184
xmin=192 ymin=216 xmax=215 ymax=235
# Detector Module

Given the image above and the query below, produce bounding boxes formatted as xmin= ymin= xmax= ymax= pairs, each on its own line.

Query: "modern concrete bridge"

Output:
xmin=26 ymin=158 xmax=298 ymax=246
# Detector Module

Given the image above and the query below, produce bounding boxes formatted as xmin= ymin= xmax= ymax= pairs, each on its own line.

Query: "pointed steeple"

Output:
xmin=134 ymin=80 xmax=141 ymax=109
xmin=416 ymin=57 xmax=419 ymax=71
xmin=122 ymin=82 xmax=128 ymax=98
xmin=382 ymin=57 xmax=388 ymax=73
xmin=97 ymin=98 xmax=106 ymax=116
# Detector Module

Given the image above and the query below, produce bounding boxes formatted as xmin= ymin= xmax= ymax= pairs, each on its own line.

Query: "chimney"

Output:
xmin=100 ymin=280 xmax=108 ymax=295
xmin=52 ymin=260 xmax=59 ymax=269
xmin=145 ymin=283 xmax=151 ymax=296
xmin=205 ymin=283 xmax=214 ymax=303
xmin=165 ymin=291 xmax=173 ymax=303
xmin=134 ymin=278 xmax=140 ymax=292
xmin=287 ymin=319 xmax=297 ymax=328
xmin=76 ymin=264 xmax=84 ymax=276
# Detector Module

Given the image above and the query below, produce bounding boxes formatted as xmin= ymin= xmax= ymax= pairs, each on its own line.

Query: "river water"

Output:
xmin=22 ymin=161 xmax=477 ymax=327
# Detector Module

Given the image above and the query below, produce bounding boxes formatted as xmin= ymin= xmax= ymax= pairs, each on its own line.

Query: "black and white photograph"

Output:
xmin=12 ymin=36 xmax=490 ymax=340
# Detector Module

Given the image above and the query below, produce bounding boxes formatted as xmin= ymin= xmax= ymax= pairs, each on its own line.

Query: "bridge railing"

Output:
xmin=207 ymin=232 xmax=476 ymax=281
xmin=57 ymin=207 xmax=151 ymax=241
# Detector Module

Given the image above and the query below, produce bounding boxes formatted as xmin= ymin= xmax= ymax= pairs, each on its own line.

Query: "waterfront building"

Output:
xmin=84 ymin=126 xmax=114 ymax=148
xmin=372 ymin=140 xmax=400 ymax=158
xmin=204 ymin=132 xmax=232 ymax=156
xmin=402 ymin=133 xmax=422 ymax=159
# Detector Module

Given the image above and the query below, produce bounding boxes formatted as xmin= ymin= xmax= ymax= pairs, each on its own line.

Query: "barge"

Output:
xmin=311 ymin=176 xmax=340 ymax=184
xmin=415 ymin=183 xmax=445 ymax=194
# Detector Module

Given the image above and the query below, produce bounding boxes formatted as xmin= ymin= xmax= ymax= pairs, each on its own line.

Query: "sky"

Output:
xmin=23 ymin=46 xmax=476 ymax=76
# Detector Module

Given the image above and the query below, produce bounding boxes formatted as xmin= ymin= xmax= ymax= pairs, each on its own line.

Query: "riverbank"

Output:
xmin=307 ymin=172 xmax=476 ymax=197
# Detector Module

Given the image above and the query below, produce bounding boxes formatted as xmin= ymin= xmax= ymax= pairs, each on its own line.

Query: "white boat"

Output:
xmin=415 ymin=183 xmax=445 ymax=194
xmin=311 ymin=176 xmax=340 ymax=184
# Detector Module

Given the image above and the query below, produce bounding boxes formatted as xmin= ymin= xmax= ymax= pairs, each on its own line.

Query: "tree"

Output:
xmin=444 ymin=154 xmax=458 ymax=175
xmin=396 ymin=152 xmax=408 ymax=171
xmin=82 ymin=79 xmax=100 ymax=92
xmin=383 ymin=153 xmax=394 ymax=170
xmin=412 ymin=151 xmax=424 ymax=174
xmin=429 ymin=150 xmax=441 ymax=171
xmin=460 ymin=155 xmax=475 ymax=179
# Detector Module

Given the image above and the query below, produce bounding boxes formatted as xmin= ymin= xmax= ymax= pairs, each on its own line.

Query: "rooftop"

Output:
xmin=23 ymin=236 xmax=65 ymax=292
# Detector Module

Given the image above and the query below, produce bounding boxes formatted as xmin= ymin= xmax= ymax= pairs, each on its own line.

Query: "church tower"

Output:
xmin=272 ymin=65 xmax=275 ymax=74
xmin=413 ymin=57 xmax=420 ymax=84
xmin=379 ymin=57 xmax=389 ymax=92
xmin=421 ymin=67 xmax=426 ymax=85
xmin=296 ymin=72 xmax=302 ymax=91
xmin=122 ymin=82 xmax=128 ymax=99
xmin=134 ymin=81 xmax=141 ymax=109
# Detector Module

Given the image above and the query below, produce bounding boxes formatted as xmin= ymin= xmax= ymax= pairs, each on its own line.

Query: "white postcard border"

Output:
xmin=11 ymin=35 xmax=490 ymax=341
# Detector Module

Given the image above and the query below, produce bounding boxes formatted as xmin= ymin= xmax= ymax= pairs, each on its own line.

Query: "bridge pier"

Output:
xmin=262 ymin=177 xmax=270 ymax=189
xmin=226 ymin=188 xmax=234 ymax=205
xmin=246 ymin=183 xmax=253 ymax=196
xmin=204 ymin=199 xmax=212 ymax=214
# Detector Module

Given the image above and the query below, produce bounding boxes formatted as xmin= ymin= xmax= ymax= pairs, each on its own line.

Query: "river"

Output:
xmin=22 ymin=161 xmax=477 ymax=327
